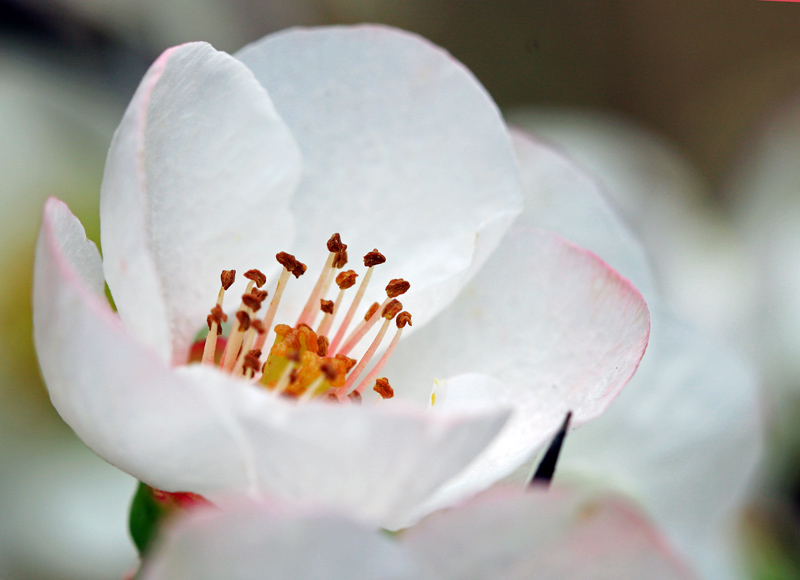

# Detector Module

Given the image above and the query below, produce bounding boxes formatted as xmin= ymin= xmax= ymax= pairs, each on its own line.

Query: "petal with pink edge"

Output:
xmin=509 ymin=128 xmax=656 ymax=301
xmin=404 ymin=486 xmax=695 ymax=580
xmin=236 ymin=25 xmax=523 ymax=330
xmin=35 ymin=199 xmax=509 ymax=525
xmin=100 ymin=41 xmax=302 ymax=364
xmin=140 ymin=501 xmax=435 ymax=580
xmin=385 ymin=227 xmax=649 ymax=523
xmin=560 ymin=308 xmax=762 ymax=580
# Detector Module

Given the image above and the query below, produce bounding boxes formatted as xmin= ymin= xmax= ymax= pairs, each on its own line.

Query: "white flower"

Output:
xmin=138 ymin=486 xmax=694 ymax=580
xmin=33 ymin=26 xmax=649 ymax=529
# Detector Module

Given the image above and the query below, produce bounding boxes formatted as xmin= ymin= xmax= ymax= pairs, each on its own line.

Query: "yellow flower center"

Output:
xmin=190 ymin=234 xmax=411 ymax=403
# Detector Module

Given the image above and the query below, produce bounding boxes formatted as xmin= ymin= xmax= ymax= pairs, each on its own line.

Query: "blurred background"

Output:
xmin=2 ymin=1 xmax=800 ymax=578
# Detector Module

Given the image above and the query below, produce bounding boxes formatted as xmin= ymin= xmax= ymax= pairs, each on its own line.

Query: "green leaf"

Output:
xmin=129 ymin=481 xmax=165 ymax=556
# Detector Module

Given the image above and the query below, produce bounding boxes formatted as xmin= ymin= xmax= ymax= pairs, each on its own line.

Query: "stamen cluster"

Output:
xmin=196 ymin=234 xmax=412 ymax=403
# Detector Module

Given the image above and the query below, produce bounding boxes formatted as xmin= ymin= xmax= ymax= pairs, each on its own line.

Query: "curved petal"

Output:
xmin=509 ymin=128 xmax=657 ymax=301
xmin=182 ymin=364 xmax=510 ymax=528
xmin=141 ymin=501 xmax=435 ymax=580
xmin=35 ymin=198 xmax=509 ymax=526
xmin=404 ymin=486 xmax=695 ymax=580
xmin=386 ymin=227 xmax=649 ymax=521
xmin=100 ymin=41 xmax=302 ymax=364
xmin=559 ymin=308 xmax=763 ymax=580
xmin=509 ymin=108 xmax=754 ymax=339
xmin=35 ymin=198 xmax=267 ymax=490
xmin=236 ymin=25 xmax=523 ymax=329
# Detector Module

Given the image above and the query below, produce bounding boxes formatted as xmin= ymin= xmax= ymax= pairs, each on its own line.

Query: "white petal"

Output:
xmin=387 ymin=227 xmax=650 ymax=522
xmin=35 ymin=199 xmax=508 ymax=525
xmin=560 ymin=308 xmax=762 ymax=580
xmin=181 ymin=364 xmax=509 ymax=528
xmin=141 ymin=501 xmax=435 ymax=580
xmin=35 ymin=198 xmax=266 ymax=491
xmin=404 ymin=486 xmax=694 ymax=580
xmin=509 ymin=128 xmax=657 ymax=301
xmin=236 ymin=25 xmax=523 ymax=328
xmin=100 ymin=41 xmax=301 ymax=364
xmin=509 ymin=109 xmax=755 ymax=339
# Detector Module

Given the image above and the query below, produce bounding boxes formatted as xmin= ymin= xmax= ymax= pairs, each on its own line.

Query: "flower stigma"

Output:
xmin=190 ymin=234 xmax=412 ymax=404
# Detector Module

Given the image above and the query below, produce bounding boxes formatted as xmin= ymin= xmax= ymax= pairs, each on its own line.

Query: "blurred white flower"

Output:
xmin=503 ymin=114 xmax=763 ymax=580
xmin=725 ymin=94 xmax=800 ymax=395
xmin=33 ymin=26 xmax=649 ymax=531
xmin=139 ymin=486 xmax=694 ymax=580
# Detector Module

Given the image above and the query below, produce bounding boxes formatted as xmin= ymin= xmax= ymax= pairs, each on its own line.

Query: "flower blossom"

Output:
xmin=33 ymin=25 xmax=649 ymax=528
xmin=139 ymin=486 xmax=694 ymax=580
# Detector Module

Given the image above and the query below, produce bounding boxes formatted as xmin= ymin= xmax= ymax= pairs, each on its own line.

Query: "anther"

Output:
xmin=363 ymin=249 xmax=386 ymax=267
xmin=337 ymin=301 xmax=403 ymax=397
xmin=327 ymin=233 xmax=346 ymax=253
xmin=336 ymin=270 xmax=358 ymax=290
xmin=386 ymin=279 xmax=410 ymax=298
xmin=276 ymin=252 xmax=307 ymax=279
xmin=320 ymin=299 xmax=335 ymax=315
xmin=364 ymin=302 xmax=380 ymax=321
xmin=347 ymin=391 xmax=362 ymax=405
xmin=382 ymin=299 xmax=403 ymax=319
xmin=236 ymin=310 xmax=251 ymax=331
xmin=396 ymin=311 xmax=412 ymax=328
xmin=241 ymin=293 xmax=263 ymax=312
xmin=373 ymin=377 xmax=394 ymax=400
xmin=243 ymin=349 xmax=262 ymax=375
xmin=244 ymin=269 xmax=267 ymax=288
xmin=221 ymin=270 xmax=236 ymax=290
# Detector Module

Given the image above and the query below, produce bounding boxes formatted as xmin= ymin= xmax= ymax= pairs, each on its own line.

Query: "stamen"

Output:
xmin=202 ymin=270 xmax=235 ymax=365
xmin=219 ymin=282 xmax=256 ymax=371
xmin=328 ymin=250 xmax=384 ymax=353
xmin=296 ymin=234 xmax=346 ymax=327
xmin=253 ymin=252 xmax=306 ymax=353
xmin=232 ymin=318 xmax=266 ymax=376
xmin=336 ymin=300 xmax=402 ymax=397
xmin=373 ymin=377 xmax=394 ymax=400
xmin=316 ymin=269 xmax=358 ymax=339
xmin=244 ymin=269 xmax=267 ymax=288
xmin=353 ymin=311 xmax=411 ymax=396
xmin=337 ymin=279 xmax=409 ymax=357
xmin=241 ymin=349 xmax=263 ymax=379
